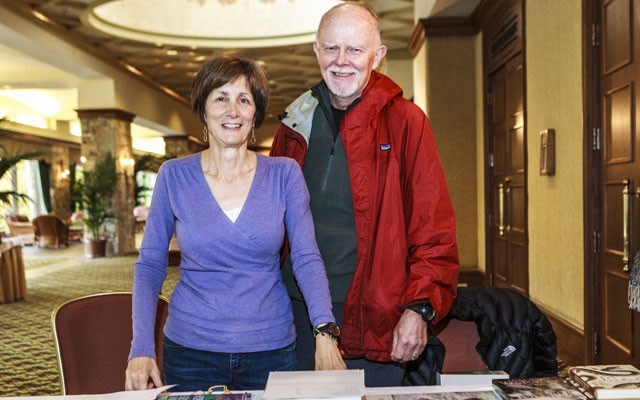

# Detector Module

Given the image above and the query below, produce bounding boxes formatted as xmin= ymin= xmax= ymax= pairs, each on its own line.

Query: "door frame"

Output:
xmin=478 ymin=0 xmax=527 ymax=290
xmin=583 ymin=0 xmax=600 ymax=365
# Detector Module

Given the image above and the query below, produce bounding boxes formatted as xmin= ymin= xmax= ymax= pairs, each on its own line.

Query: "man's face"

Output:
xmin=314 ymin=8 xmax=387 ymax=109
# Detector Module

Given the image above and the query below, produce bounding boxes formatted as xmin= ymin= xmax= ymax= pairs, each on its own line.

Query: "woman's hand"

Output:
xmin=314 ymin=335 xmax=347 ymax=370
xmin=125 ymin=356 xmax=163 ymax=390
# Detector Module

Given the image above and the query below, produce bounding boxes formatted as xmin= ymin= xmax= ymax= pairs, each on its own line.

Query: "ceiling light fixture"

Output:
xmin=84 ymin=0 xmax=342 ymax=48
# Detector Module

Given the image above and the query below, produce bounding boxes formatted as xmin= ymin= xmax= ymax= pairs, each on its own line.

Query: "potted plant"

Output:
xmin=73 ymin=152 xmax=117 ymax=257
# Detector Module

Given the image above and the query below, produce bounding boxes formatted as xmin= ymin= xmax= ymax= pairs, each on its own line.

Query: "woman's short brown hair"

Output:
xmin=191 ymin=55 xmax=270 ymax=128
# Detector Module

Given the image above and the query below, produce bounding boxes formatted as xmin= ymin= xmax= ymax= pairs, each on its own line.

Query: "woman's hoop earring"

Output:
xmin=250 ymin=127 xmax=256 ymax=145
xmin=202 ymin=126 xmax=208 ymax=143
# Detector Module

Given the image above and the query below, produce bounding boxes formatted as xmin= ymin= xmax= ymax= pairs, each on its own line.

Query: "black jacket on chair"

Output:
xmin=404 ymin=287 xmax=558 ymax=385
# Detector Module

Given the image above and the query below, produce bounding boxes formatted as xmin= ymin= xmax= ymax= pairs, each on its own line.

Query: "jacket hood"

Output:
xmin=280 ymin=71 xmax=403 ymax=142
xmin=356 ymin=70 xmax=404 ymax=116
xmin=280 ymin=90 xmax=318 ymax=144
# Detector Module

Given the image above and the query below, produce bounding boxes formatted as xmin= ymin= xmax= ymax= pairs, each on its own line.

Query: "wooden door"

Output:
xmin=488 ymin=53 xmax=528 ymax=295
xmin=597 ymin=0 xmax=640 ymax=365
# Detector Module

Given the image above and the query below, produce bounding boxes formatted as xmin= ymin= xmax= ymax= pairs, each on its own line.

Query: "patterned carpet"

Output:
xmin=0 ymin=243 xmax=179 ymax=397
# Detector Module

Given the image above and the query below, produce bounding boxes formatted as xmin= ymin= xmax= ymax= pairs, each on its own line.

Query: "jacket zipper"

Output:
xmin=321 ymin=139 xmax=337 ymax=192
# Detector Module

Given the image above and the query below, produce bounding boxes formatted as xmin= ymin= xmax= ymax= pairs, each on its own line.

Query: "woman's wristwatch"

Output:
xmin=313 ymin=322 xmax=340 ymax=342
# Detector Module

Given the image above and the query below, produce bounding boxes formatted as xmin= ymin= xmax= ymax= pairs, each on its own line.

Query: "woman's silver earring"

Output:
xmin=202 ymin=126 xmax=208 ymax=143
xmin=250 ymin=127 xmax=256 ymax=145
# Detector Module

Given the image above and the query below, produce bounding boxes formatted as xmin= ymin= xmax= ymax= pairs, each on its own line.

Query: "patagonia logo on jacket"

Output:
xmin=380 ymin=143 xmax=391 ymax=151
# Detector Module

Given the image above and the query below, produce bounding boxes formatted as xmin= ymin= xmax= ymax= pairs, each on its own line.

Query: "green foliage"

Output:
xmin=73 ymin=153 xmax=117 ymax=240
xmin=134 ymin=154 xmax=171 ymax=206
xmin=0 ymin=150 xmax=44 ymax=206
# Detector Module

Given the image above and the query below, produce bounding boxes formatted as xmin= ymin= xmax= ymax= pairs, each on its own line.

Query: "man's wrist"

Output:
xmin=406 ymin=301 xmax=436 ymax=322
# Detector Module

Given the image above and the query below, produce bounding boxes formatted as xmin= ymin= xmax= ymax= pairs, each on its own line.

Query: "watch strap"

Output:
xmin=313 ymin=322 xmax=340 ymax=340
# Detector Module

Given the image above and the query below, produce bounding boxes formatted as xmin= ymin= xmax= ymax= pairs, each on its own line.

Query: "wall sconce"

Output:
xmin=80 ymin=156 xmax=87 ymax=164
xmin=119 ymin=156 xmax=135 ymax=171
xmin=60 ymin=168 xmax=70 ymax=180
xmin=119 ymin=156 xmax=136 ymax=189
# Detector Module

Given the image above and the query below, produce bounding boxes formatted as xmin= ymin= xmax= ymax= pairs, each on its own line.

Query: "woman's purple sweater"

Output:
xmin=129 ymin=153 xmax=334 ymax=359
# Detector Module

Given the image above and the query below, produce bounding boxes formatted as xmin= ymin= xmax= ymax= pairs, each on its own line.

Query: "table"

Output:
xmin=69 ymin=226 xmax=84 ymax=242
xmin=0 ymin=239 xmax=27 ymax=304
xmin=0 ymin=384 xmax=500 ymax=400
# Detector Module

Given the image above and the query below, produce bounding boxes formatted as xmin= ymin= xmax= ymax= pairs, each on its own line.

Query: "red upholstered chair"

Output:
xmin=51 ymin=292 xmax=169 ymax=395
xmin=431 ymin=317 xmax=487 ymax=373
xmin=32 ymin=214 xmax=69 ymax=248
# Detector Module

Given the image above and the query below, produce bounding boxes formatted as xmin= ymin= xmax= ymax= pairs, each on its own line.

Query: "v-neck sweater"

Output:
xmin=129 ymin=153 xmax=334 ymax=358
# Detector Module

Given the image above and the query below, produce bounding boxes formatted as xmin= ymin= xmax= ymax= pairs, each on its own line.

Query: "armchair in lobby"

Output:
xmin=4 ymin=214 xmax=35 ymax=245
xmin=32 ymin=214 xmax=69 ymax=248
xmin=51 ymin=292 xmax=169 ymax=395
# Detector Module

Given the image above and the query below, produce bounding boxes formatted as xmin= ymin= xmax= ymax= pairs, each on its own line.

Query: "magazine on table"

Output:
xmin=492 ymin=376 xmax=592 ymax=399
xmin=568 ymin=364 xmax=640 ymax=399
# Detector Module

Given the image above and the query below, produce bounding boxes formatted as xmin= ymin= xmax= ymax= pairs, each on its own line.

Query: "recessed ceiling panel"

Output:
xmin=86 ymin=0 xmax=342 ymax=48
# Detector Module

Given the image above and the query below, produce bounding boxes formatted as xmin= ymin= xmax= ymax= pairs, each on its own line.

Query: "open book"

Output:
xmin=568 ymin=364 xmax=640 ymax=399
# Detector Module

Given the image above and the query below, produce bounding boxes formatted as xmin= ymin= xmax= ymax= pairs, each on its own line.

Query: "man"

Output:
xmin=270 ymin=2 xmax=459 ymax=387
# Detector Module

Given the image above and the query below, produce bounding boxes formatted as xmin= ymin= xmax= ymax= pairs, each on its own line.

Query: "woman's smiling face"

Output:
xmin=204 ymin=76 xmax=256 ymax=148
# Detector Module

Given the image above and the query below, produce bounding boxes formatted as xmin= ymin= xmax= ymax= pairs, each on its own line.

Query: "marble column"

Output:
xmin=51 ymin=145 xmax=71 ymax=220
xmin=77 ymin=109 xmax=136 ymax=255
xmin=164 ymin=135 xmax=206 ymax=158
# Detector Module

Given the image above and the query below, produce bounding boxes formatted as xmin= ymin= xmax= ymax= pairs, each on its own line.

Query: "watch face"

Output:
xmin=425 ymin=306 xmax=436 ymax=321
xmin=327 ymin=322 xmax=340 ymax=337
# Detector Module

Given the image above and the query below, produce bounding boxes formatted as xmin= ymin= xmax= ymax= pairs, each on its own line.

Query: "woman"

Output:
xmin=125 ymin=56 xmax=345 ymax=391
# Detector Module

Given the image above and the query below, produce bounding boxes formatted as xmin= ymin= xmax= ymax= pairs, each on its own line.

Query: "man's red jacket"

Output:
xmin=270 ymin=71 xmax=460 ymax=362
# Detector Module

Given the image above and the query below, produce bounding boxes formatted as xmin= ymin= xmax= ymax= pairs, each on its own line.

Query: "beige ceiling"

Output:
xmin=1 ymin=0 xmax=417 ymax=127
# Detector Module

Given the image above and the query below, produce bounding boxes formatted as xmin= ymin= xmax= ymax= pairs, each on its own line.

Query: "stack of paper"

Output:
xmin=263 ymin=370 xmax=365 ymax=400
xmin=436 ymin=370 xmax=509 ymax=386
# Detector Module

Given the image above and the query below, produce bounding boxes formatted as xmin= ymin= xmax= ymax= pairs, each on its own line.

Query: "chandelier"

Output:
xmin=87 ymin=0 xmax=341 ymax=48
xmin=190 ymin=0 xmax=278 ymax=4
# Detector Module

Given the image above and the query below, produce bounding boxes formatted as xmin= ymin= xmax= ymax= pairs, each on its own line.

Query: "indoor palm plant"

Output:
xmin=0 ymin=150 xmax=44 ymax=206
xmin=0 ymin=116 xmax=43 ymax=241
xmin=73 ymin=152 xmax=117 ymax=257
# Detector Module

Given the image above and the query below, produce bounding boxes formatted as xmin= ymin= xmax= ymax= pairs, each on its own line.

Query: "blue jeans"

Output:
xmin=163 ymin=335 xmax=296 ymax=391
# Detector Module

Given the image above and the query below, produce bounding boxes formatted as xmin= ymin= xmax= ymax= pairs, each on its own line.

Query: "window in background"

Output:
xmin=0 ymin=159 xmax=47 ymax=231
xmin=136 ymin=170 xmax=157 ymax=207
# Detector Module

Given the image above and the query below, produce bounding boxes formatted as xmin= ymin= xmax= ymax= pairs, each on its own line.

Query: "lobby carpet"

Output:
xmin=0 ymin=243 xmax=179 ymax=397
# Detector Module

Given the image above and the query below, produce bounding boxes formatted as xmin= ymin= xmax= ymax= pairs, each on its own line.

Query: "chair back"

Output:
xmin=33 ymin=215 xmax=69 ymax=248
xmin=431 ymin=318 xmax=487 ymax=373
xmin=51 ymin=292 xmax=169 ymax=395
xmin=4 ymin=215 xmax=35 ymax=245
xmin=5 ymin=214 xmax=29 ymax=223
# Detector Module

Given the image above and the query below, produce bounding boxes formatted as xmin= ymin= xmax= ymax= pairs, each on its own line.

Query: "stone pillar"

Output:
xmin=77 ymin=109 xmax=136 ymax=255
xmin=51 ymin=145 xmax=72 ymax=220
xmin=164 ymin=135 xmax=206 ymax=158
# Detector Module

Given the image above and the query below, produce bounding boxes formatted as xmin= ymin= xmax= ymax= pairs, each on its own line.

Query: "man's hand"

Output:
xmin=125 ymin=356 xmax=163 ymax=390
xmin=390 ymin=309 xmax=428 ymax=363
xmin=315 ymin=335 xmax=347 ymax=370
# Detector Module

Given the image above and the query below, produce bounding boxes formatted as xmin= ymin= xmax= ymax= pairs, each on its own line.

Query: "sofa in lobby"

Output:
xmin=4 ymin=214 xmax=35 ymax=246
